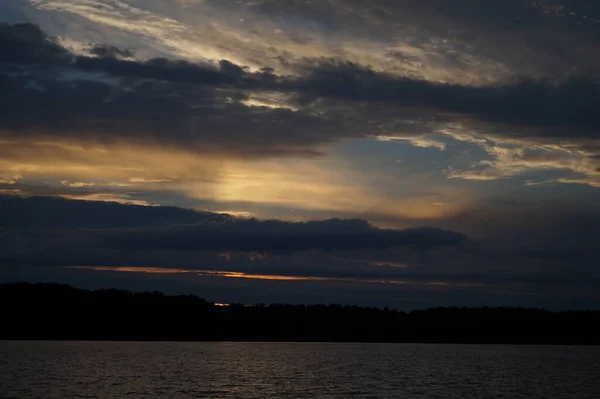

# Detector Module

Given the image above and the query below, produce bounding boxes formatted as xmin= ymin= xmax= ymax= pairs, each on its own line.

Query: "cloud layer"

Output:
xmin=1 ymin=195 xmax=599 ymax=309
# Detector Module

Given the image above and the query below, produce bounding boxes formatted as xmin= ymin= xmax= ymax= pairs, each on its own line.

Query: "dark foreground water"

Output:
xmin=1 ymin=341 xmax=599 ymax=398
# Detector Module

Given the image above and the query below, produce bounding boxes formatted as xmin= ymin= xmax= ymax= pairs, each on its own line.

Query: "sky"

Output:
xmin=1 ymin=0 xmax=600 ymax=309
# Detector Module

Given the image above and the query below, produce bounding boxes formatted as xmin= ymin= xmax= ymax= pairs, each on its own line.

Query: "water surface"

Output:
xmin=1 ymin=341 xmax=599 ymax=398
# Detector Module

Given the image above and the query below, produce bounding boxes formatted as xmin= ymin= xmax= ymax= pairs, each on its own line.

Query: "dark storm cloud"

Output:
xmin=0 ymin=24 xmax=350 ymax=157
xmin=290 ymin=61 xmax=600 ymax=136
xmin=0 ymin=71 xmax=333 ymax=157
xmin=105 ymin=220 xmax=466 ymax=253
xmin=88 ymin=45 xmax=134 ymax=60
xmin=0 ymin=195 xmax=467 ymax=252
xmin=0 ymin=22 xmax=276 ymax=85
xmin=0 ymin=22 xmax=70 ymax=65
xmin=1 ymin=21 xmax=599 ymax=159
xmin=74 ymin=56 xmax=275 ymax=88
xmin=0 ymin=195 xmax=227 ymax=229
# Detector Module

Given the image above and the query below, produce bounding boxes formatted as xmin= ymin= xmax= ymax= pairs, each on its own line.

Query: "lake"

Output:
xmin=1 ymin=341 xmax=599 ymax=398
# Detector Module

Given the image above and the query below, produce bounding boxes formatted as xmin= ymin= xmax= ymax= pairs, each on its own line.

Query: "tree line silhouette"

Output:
xmin=2 ymin=283 xmax=599 ymax=344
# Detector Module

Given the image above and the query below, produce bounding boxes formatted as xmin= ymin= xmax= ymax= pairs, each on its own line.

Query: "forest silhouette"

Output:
xmin=2 ymin=283 xmax=599 ymax=344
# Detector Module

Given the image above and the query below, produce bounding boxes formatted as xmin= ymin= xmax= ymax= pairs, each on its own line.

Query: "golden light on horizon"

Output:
xmin=64 ymin=266 xmax=487 ymax=288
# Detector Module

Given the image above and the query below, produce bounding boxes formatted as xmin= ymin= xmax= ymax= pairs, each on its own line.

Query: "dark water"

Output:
xmin=1 ymin=341 xmax=599 ymax=398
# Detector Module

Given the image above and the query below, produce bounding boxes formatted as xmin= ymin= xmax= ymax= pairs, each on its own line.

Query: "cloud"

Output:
xmin=0 ymin=175 xmax=20 ymax=185
xmin=64 ymin=265 xmax=487 ymax=288
xmin=4 ymin=21 xmax=600 ymax=131
xmin=27 ymin=0 xmax=600 ymax=84
xmin=29 ymin=0 xmax=190 ymax=57
xmin=61 ymin=181 xmax=95 ymax=187
xmin=288 ymin=61 xmax=600 ymax=135
xmin=0 ymin=195 xmax=479 ymax=294
xmin=1 ymin=195 xmax=600 ymax=309
xmin=2 ymin=22 xmax=599 ymax=157
xmin=0 ymin=21 xmax=70 ymax=65
xmin=0 ymin=195 xmax=227 ymax=229
xmin=377 ymin=135 xmax=447 ymax=150
xmin=440 ymin=129 xmax=600 ymax=187
xmin=88 ymin=44 xmax=134 ymax=60
xmin=0 ymin=23 xmax=357 ymax=160
xmin=106 ymin=220 xmax=467 ymax=252
xmin=0 ymin=195 xmax=467 ymax=252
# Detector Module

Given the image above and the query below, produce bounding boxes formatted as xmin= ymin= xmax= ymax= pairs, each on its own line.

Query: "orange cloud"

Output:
xmin=64 ymin=266 xmax=487 ymax=288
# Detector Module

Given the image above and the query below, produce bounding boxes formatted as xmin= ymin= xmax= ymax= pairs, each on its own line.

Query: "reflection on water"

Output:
xmin=1 ymin=341 xmax=599 ymax=398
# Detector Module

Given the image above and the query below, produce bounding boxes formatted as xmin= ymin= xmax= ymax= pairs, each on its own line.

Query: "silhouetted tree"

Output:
xmin=1 ymin=283 xmax=598 ymax=344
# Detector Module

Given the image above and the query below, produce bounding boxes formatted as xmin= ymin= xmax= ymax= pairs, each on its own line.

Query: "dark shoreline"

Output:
xmin=3 ymin=283 xmax=600 ymax=345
